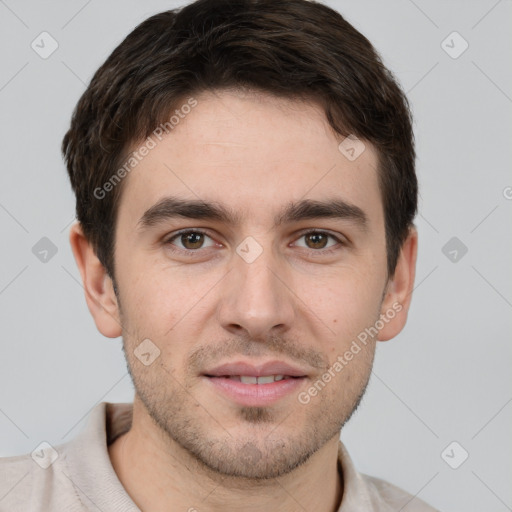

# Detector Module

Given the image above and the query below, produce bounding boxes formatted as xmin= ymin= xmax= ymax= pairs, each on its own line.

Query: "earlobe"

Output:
xmin=377 ymin=227 xmax=418 ymax=342
xmin=69 ymin=222 xmax=122 ymax=339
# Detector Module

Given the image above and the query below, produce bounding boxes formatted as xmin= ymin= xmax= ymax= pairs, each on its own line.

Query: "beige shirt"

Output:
xmin=0 ymin=402 xmax=438 ymax=511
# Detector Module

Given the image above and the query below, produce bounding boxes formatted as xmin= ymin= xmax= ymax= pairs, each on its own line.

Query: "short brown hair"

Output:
xmin=62 ymin=0 xmax=417 ymax=281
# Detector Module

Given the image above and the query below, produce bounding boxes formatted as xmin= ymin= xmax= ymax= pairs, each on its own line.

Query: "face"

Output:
xmin=109 ymin=89 xmax=393 ymax=479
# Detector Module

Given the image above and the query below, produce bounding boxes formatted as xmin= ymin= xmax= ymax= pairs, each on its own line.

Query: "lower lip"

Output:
xmin=204 ymin=376 xmax=306 ymax=407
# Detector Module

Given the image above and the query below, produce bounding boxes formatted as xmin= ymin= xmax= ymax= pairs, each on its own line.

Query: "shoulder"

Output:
xmin=361 ymin=473 xmax=440 ymax=512
xmin=0 ymin=451 xmax=34 ymax=489
xmin=337 ymin=441 xmax=439 ymax=511
xmin=0 ymin=447 xmax=83 ymax=512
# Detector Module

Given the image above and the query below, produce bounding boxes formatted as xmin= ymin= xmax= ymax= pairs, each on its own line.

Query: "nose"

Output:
xmin=217 ymin=244 xmax=295 ymax=341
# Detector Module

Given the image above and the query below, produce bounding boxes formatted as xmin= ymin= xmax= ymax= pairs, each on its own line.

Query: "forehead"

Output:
xmin=117 ymin=89 xmax=383 ymax=230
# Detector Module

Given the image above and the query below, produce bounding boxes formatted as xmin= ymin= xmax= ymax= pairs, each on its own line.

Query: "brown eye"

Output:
xmin=166 ymin=230 xmax=216 ymax=251
xmin=180 ymin=232 xmax=204 ymax=249
xmin=304 ymin=232 xmax=329 ymax=249
xmin=294 ymin=231 xmax=342 ymax=252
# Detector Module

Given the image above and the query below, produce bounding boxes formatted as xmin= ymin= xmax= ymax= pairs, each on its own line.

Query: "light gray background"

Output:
xmin=1 ymin=1 xmax=511 ymax=510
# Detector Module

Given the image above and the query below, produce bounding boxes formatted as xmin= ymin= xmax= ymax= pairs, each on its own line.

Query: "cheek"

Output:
xmin=120 ymin=263 xmax=221 ymax=345
xmin=307 ymin=272 xmax=383 ymax=343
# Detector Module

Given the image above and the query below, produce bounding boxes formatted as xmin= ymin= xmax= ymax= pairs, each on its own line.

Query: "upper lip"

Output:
xmin=203 ymin=360 xmax=308 ymax=378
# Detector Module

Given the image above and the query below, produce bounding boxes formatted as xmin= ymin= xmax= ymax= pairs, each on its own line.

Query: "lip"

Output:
xmin=202 ymin=360 xmax=308 ymax=407
xmin=203 ymin=360 xmax=308 ymax=378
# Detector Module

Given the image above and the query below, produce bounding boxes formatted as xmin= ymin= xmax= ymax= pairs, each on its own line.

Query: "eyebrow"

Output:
xmin=137 ymin=196 xmax=368 ymax=231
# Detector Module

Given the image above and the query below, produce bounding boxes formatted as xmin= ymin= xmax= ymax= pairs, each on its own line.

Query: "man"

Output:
xmin=0 ymin=0 xmax=439 ymax=510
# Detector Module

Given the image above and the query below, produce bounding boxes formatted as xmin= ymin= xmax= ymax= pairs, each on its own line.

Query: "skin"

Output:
xmin=70 ymin=89 xmax=417 ymax=512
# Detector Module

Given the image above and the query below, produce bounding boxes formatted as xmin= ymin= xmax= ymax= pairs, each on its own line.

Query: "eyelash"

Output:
xmin=164 ymin=229 xmax=344 ymax=256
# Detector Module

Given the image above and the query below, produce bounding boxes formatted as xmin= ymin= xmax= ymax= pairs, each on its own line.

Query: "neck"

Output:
xmin=108 ymin=399 xmax=343 ymax=512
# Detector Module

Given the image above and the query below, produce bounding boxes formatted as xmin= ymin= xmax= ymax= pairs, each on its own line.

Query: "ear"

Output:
xmin=69 ymin=222 xmax=122 ymax=338
xmin=377 ymin=227 xmax=418 ymax=342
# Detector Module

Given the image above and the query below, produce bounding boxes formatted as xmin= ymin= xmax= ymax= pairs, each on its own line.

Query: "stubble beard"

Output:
xmin=126 ymin=352 xmax=374 ymax=481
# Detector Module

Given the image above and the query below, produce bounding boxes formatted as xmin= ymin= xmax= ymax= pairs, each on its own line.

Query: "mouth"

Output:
xmin=219 ymin=374 xmax=296 ymax=384
xmin=202 ymin=361 xmax=308 ymax=407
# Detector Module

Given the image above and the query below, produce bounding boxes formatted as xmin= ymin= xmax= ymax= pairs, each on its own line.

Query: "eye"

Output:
xmin=165 ymin=230 xmax=217 ymax=251
xmin=164 ymin=229 xmax=343 ymax=255
xmin=293 ymin=230 xmax=342 ymax=252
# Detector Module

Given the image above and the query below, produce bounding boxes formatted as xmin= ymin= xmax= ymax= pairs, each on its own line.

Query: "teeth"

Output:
xmin=233 ymin=375 xmax=286 ymax=384
xmin=240 ymin=376 xmax=258 ymax=384
xmin=257 ymin=375 xmax=276 ymax=384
